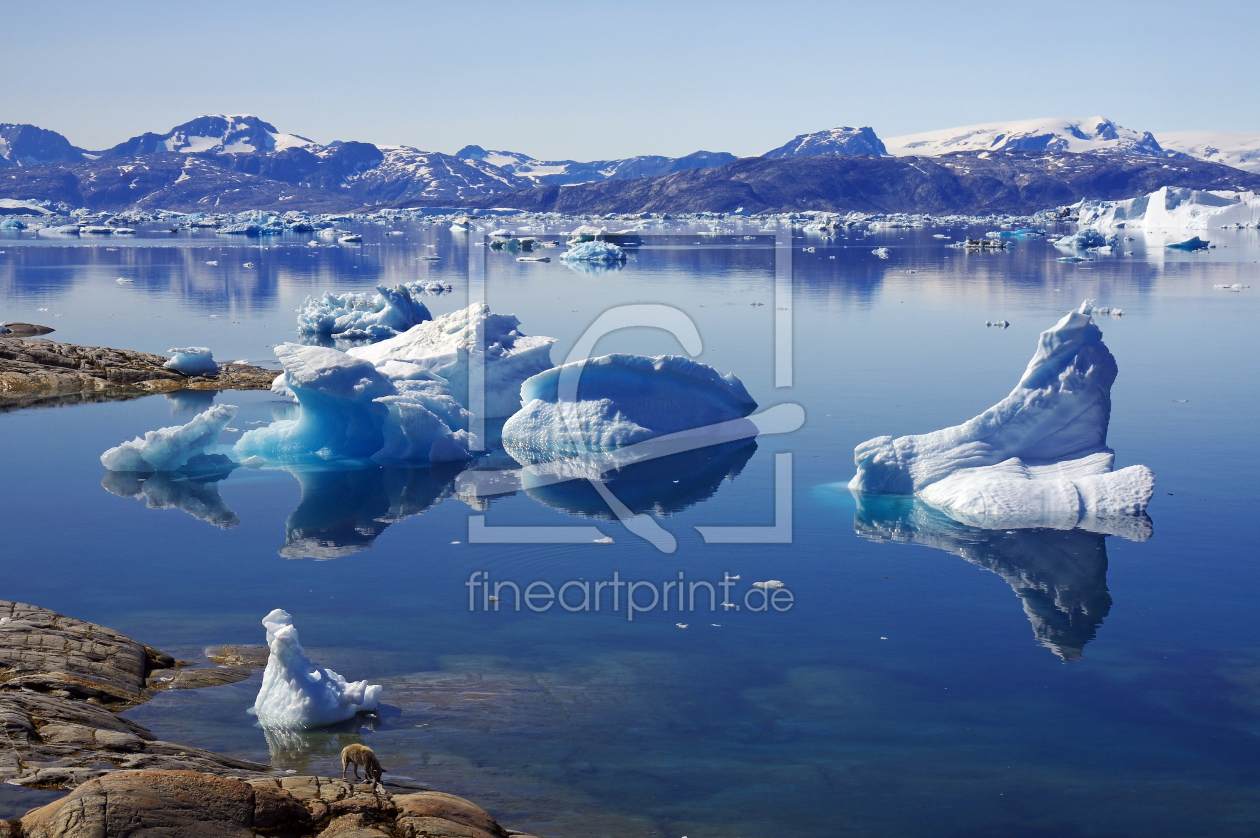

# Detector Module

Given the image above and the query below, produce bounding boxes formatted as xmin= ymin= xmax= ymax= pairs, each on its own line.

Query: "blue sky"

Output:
xmin=6 ymin=0 xmax=1258 ymax=159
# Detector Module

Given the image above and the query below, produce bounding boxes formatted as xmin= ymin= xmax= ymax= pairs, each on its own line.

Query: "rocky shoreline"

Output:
xmin=0 ymin=336 xmax=275 ymax=412
xmin=0 ymin=601 xmax=536 ymax=838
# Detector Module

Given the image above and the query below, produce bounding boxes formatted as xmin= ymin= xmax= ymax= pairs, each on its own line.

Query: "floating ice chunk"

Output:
xmin=0 ymin=324 xmax=8 ymax=335
xmin=502 ymin=354 xmax=757 ymax=465
xmin=753 ymin=580 xmax=786 ymax=589
xmin=234 ymin=344 xmax=473 ymax=465
xmin=1166 ymin=236 xmax=1209 ymax=251
xmin=101 ymin=404 xmax=238 ymax=472
xmin=849 ymin=301 xmax=1153 ymax=528
xmin=254 ymin=609 xmax=381 ymax=729
xmin=348 ymin=302 xmax=555 ymax=419
xmin=164 ymin=347 xmax=219 ymax=376
xmin=1054 ymin=230 xmax=1116 ymax=251
xmin=561 ymin=241 xmax=626 ymax=264
xmin=567 ymin=225 xmax=607 ymax=243
xmin=296 ymin=283 xmax=432 ymax=340
xmin=871 ymin=247 xmax=891 ymax=259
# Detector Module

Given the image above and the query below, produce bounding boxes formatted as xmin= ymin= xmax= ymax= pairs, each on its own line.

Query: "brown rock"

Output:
xmin=394 ymin=792 xmax=510 ymax=838
xmin=20 ymin=770 xmax=256 ymax=838
xmin=252 ymin=785 xmax=313 ymax=833
xmin=0 ymin=337 xmax=275 ymax=411
xmin=319 ymin=814 xmax=393 ymax=837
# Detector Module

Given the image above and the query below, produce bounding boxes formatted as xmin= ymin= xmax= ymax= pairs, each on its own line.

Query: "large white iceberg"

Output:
xmin=502 ymin=354 xmax=758 ymax=465
xmin=101 ymin=404 xmax=237 ymax=472
xmin=297 ymin=282 xmax=433 ymax=340
xmin=164 ymin=347 xmax=219 ymax=376
xmin=253 ymin=609 xmax=381 ymax=729
xmin=348 ymin=302 xmax=555 ymax=419
xmin=849 ymin=301 xmax=1153 ymax=529
xmin=235 ymin=344 xmax=475 ymax=465
xmin=1079 ymin=186 xmax=1260 ymax=230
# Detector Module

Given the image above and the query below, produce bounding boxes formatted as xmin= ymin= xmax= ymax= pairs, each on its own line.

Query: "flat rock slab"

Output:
xmin=0 ymin=337 xmax=274 ymax=411
xmin=10 ymin=771 xmax=533 ymax=838
xmin=0 ymin=601 xmax=272 ymax=790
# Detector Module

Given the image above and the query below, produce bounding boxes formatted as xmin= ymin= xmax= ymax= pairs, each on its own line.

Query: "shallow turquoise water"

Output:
xmin=2 ymin=220 xmax=1259 ymax=835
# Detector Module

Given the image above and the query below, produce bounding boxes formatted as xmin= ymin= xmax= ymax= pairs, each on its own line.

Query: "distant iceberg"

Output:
xmin=502 ymin=354 xmax=758 ymax=465
xmin=254 ymin=609 xmax=381 ymax=729
xmin=296 ymin=282 xmax=432 ymax=340
xmin=101 ymin=404 xmax=237 ymax=472
xmin=560 ymin=241 xmax=627 ymax=264
xmin=849 ymin=301 xmax=1154 ymax=530
xmin=234 ymin=344 xmax=475 ymax=465
xmin=348 ymin=302 xmax=556 ymax=419
xmin=1054 ymin=229 xmax=1116 ymax=251
xmin=1078 ymin=186 xmax=1260 ymax=230
xmin=164 ymin=347 xmax=219 ymax=376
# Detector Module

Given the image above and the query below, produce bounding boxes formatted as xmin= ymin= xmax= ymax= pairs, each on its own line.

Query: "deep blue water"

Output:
xmin=2 ymin=220 xmax=1259 ymax=836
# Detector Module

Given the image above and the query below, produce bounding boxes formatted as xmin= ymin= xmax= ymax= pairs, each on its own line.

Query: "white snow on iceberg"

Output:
xmin=101 ymin=404 xmax=237 ymax=472
xmin=560 ymin=241 xmax=627 ymax=264
xmin=296 ymin=282 xmax=432 ymax=340
xmin=254 ymin=609 xmax=381 ymax=729
xmin=348 ymin=302 xmax=555 ymax=420
xmin=849 ymin=301 xmax=1153 ymax=529
xmin=1078 ymin=186 xmax=1260 ymax=230
xmin=502 ymin=354 xmax=758 ymax=465
xmin=234 ymin=344 xmax=474 ymax=465
xmin=164 ymin=347 xmax=219 ymax=376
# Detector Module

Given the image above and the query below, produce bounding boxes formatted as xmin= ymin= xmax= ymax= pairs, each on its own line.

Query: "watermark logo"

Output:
xmin=464 ymin=230 xmax=802 ymax=552
xmin=466 ymin=571 xmax=794 ymax=620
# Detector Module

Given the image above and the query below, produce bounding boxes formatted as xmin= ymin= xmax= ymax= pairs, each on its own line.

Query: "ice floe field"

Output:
xmin=2 ymin=216 xmax=1259 ymax=836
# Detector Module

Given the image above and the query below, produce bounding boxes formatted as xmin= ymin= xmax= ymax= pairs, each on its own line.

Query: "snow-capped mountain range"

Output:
xmin=2 ymin=113 xmax=1259 ymax=213
xmin=882 ymin=116 xmax=1169 ymax=157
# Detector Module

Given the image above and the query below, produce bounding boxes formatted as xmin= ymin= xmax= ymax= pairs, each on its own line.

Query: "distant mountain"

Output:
xmin=762 ymin=126 xmax=888 ymax=158
xmin=883 ymin=117 xmax=1172 ymax=158
xmin=1155 ymin=131 xmax=1260 ymax=174
xmin=453 ymin=150 xmax=1260 ymax=216
xmin=455 ymin=145 xmax=738 ymax=185
xmin=0 ymin=123 xmax=89 ymax=167
xmin=98 ymin=114 xmax=314 ymax=158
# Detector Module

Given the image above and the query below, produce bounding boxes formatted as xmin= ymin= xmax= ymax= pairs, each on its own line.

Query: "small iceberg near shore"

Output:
xmin=296 ymin=282 xmax=432 ymax=341
xmin=164 ymin=347 xmax=219 ymax=376
xmin=502 ymin=354 xmax=758 ymax=465
xmin=254 ymin=609 xmax=381 ymax=729
xmin=849 ymin=301 xmax=1154 ymax=531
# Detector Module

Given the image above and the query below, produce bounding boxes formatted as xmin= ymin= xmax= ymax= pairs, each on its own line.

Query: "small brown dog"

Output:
xmin=340 ymin=744 xmax=385 ymax=787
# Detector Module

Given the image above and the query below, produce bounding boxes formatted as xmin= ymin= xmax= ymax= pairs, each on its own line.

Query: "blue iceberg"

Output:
xmin=296 ymin=282 xmax=433 ymax=341
xmin=560 ymin=241 xmax=627 ymax=264
xmin=849 ymin=301 xmax=1154 ymax=530
xmin=1054 ymin=229 xmax=1117 ymax=251
xmin=235 ymin=344 xmax=475 ymax=465
xmin=101 ymin=404 xmax=237 ymax=472
xmin=164 ymin=347 xmax=219 ymax=376
xmin=502 ymin=354 xmax=758 ymax=465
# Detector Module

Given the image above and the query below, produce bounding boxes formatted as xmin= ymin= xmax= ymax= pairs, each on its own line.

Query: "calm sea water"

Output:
xmin=2 ymin=219 xmax=1258 ymax=836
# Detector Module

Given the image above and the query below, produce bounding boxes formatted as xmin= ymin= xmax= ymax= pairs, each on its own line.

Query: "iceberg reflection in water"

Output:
xmin=520 ymin=439 xmax=757 ymax=520
xmin=279 ymin=464 xmax=463 ymax=560
xmin=261 ymin=713 xmax=381 ymax=774
xmin=102 ymin=469 xmax=240 ymax=529
xmin=852 ymin=493 xmax=1151 ymax=660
